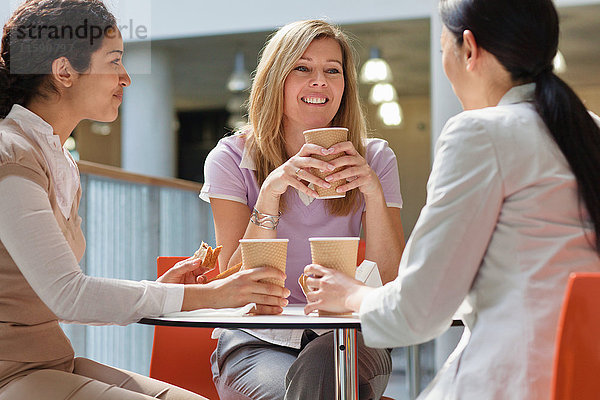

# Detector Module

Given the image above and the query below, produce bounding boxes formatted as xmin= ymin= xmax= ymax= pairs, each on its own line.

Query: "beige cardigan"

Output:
xmin=0 ymin=118 xmax=85 ymax=366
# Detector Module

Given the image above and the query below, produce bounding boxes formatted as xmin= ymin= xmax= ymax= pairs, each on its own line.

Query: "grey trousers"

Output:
xmin=0 ymin=356 xmax=206 ymax=400
xmin=211 ymin=329 xmax=391 ymax=400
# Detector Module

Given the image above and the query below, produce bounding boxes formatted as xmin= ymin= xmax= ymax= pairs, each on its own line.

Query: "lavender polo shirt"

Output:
xmin=200 ymin=133 xmax=403 ymax=304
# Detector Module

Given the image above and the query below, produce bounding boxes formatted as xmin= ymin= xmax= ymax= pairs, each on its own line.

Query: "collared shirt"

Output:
xmin=6 ymin=104 xmax=80 ymax=219
xmin=0 ymin=105 xmax=183 ymax=326
xmin=358 ymin=84 xmax=600 ymax=399
xmin=201 ymin=133 xmax=403 ymax=348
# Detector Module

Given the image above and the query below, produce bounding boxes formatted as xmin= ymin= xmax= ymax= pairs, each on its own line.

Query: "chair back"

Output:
xmin=358 ymin=239 xmax=366 ymax=266
xmin=149 ymin=256 xmax=220 ymax=399
xmin=552 ymin=272 xmax=600 ymax=400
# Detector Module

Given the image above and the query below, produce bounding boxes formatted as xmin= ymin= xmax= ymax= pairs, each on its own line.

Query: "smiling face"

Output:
xmin=282 ymin=37 xmax=345 ymax=134
xmin=68 ymin=29 xmax=131 ymax=122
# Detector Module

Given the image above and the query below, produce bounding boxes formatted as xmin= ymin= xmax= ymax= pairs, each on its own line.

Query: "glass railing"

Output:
xmin=61 ymin=161 xmax=215 ymax=375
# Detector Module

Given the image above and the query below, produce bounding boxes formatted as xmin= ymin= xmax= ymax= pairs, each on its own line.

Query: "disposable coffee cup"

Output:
xmin=303 ymin=127 xmax=348 ymax=199
xmin=308 ymin=237 xmax=360 ymax=315
xmin=239 ymin=239 xmax=288 ymax=287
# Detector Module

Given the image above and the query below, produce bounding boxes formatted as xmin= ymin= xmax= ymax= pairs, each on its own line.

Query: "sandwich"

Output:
xmin=192 ymin=241 xmax=222 ymax=270
xmin=192 ymin=242 xmax=243 ymax=283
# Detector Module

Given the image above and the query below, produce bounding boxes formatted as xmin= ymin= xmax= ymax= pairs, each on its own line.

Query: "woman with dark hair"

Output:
xmin=0 ymin=1 xmax=288 ymax=398
xmin=304 ymin=0 xmax=600 ymax=398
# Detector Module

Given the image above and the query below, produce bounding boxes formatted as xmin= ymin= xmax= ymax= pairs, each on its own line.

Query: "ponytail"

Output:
xmin=0 ymin=50 xmax=48 ymax=119
xmin=440 ymin=0 xmax=600 ymax=255
xmin=534 ymin=71 xmax=600 ymax=252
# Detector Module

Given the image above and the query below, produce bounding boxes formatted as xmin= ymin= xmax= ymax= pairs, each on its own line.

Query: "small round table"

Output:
xmin=140 ymin=305 xmax=361 ymax=400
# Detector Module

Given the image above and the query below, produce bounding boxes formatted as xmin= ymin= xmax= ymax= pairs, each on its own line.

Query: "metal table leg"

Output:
xmin=334 ymin=328 xmax=358 ymax=400
xmin=407 ymin=344 xmax=421 ymax=400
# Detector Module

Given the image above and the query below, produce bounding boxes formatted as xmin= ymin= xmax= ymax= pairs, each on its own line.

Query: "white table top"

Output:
xmin=139 ymin=304 xmax=362 ymax=329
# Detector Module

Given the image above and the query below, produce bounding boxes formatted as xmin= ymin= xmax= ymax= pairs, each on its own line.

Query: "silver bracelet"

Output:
xmin=250 ymin=208 xmax=282 ymax=230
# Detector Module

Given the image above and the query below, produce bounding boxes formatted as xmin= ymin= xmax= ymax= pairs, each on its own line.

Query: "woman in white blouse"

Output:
xmin=304 ymin=0 xmax=600 ymax=398
xmin=0 ymin=1 xmax=288 ymax=399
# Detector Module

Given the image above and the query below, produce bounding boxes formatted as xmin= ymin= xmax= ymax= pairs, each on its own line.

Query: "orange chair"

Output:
xmin=551 ymin=272 xmax=600 ymax=400
xmin=149 ymin=256 xmax=220 ymax=399
xmin=358 ymin=238 xmax=366 ymax=265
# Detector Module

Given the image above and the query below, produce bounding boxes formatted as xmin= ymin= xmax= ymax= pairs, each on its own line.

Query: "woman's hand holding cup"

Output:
xmin=182 ymin=266 xmax=290 ymax=315
xmin=262 ymin=143 xmax=336 ymax=200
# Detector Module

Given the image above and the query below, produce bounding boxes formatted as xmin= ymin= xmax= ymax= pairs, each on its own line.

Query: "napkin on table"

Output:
xmin=161 ymin=302 xmax=256 ymax=318
xmin=355 ymin=260 xmax=383 ymax=287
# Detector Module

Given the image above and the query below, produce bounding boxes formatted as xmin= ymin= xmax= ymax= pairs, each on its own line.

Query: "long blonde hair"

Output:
xmin=247 ymin=19 xmax=367 ymax=216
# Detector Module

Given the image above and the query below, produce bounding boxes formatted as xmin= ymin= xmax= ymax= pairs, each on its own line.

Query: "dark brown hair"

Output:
xmin=440 ymin=0 xmax=600 ymax=254
xmin=0 ymin=0 xmax=116 ymax=118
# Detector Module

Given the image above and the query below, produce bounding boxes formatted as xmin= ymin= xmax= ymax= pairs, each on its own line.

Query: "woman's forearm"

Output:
xmin=363 ymin=188 xmax=404 ymax=283
xmin=227 ymin=246 xmax=243 ymax=269
xmin=242 ymin=180 xmax=282 ymax=240
xmin=211 ymin=183 xmax=283 ymax=272
xmin=0 ymin=176 xmax=183 ymax=324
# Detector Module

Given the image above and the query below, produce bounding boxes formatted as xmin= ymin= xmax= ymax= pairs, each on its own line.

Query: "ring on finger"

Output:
xmin=294 ymin=167 xmax=302 ymax=179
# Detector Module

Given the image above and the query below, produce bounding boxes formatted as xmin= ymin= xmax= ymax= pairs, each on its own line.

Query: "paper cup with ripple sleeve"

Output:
xmin=308 ymin=237 xmax=359 ymax=315
xmin=239 ymin=239 xmax=288 ymax=287
xmin=302 ymin=127 xmax=348 ymax=199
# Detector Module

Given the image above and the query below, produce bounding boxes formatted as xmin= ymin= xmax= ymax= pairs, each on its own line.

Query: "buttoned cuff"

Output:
xmin=162 ymin=283 xmax=185 ymax=314
xmin=358 ymin=286 xmax=390 ymax=348
xmin=358 ymin=285 xmax=385 ymax=318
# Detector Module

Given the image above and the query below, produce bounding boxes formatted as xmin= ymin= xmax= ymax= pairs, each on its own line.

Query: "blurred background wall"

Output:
xmin=65 ymin=0 xmax=600 ymax=237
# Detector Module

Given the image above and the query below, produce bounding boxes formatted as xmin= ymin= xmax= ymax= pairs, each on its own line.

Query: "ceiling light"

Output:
xmin=378 ymin=101 xmax=403 ymax=127
xmin=553 ymin=50 xmax=567 ymax=74
xmin=360 ymin=47 xmax=392 ymax=84
xmin=369 ymin=83 xmax=398 ymax=104
xmin=227 ymin=52 xmax=251 ymax=92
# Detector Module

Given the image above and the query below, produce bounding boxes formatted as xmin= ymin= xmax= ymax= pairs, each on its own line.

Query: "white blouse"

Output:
xmin=0 ymin=105 xmax=183 ymax=325
xmin=358 ymin=84 xmax=600 ymax=399
xmin=6 ymin=105 xmax=81 ymax=219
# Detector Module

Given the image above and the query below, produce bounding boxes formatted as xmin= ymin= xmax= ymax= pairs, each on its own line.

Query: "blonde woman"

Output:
xmin=201 ymin=20 xmax=404 ymax=399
